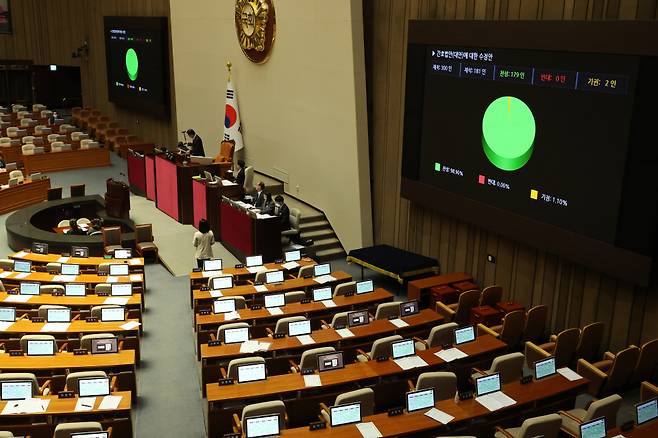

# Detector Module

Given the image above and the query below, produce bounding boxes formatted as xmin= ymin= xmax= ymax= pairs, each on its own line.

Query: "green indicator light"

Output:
xmin=434 ymin=162 xmax=441 ymax=172
xmin=125 ymin=48 xmax=139 ymax=81
xmin=482 ymin=96 xmax=536 ymax=171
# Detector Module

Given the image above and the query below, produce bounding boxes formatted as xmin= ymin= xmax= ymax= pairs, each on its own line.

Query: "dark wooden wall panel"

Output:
xmin=365 ymin=0 xmax=658 ymax=352
xmin=0 ymin=0 xmax=177 ymax=148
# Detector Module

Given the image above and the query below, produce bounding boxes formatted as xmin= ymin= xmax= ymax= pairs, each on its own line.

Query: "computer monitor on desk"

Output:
xmin=1 ymin=380 xmax=33 ymax=400
xmin=264 ymin=293 xmax=285 ymax=308
xmin=246 ymin=255 xmax=263 ymax=267
xmin=579 ymin=417 xmax=606 ymax=438
xmin=213 ymin=298 xmax=236 ymax=314
xmin=265 ymin=270 xmax=284 ymax=284
xmin=318 ymin=351 xmax=344 ymax=372
xmin=203 ymin=259 xmax=223 ymax=272
xmin=109 ymin=264 xmax=129 ymax=276
xmin=20 ymin=282 xmax=40 ymax=295
xmin=71 ymin=432 xmax=109 ymax=438
xmin=61 ymin=263 xmax=80 ymax=276
xmin=113 ymin=248 xmax=132 ymax=259
xmin=245 ymin=414 xmax=280 ymax=438
xmin=111 ymin=283 xmax=133 ymax=296
xmin=356 ymin=280 xmax=374 ymax=295
xmin=101 ymin=307 xmax=125 ymax=322
xmin=13 ymin=260 xmax=31 ymax=273
xmin=71 ymin=246 xmax=89 ymax=258
xmin=475 ymin=372 xmax=501 ymax=397
xmin=313 ymin=263 xmax=331 ymax=277
xmin=90 ymin=337 xmax=119 ymax=354
xmin=0 ymin=307 xmax=16 ymax=322
xmin=399 ymin=300 xmax=419 ymax=317
xmin=223 ymin=326 xmax=250 ymax=344
xmin=454 ymin=325 xmax=476 ymax=345
xmin=288 ymin=319 xmax=311 ymax=336
xmin=348 ymin=310 xmax=369 ymax=328
xmin=533 ymin=356 xmax=557 ymax=380
xmin=26 ymin=339 xmax=55 ymax=356
xmin=285 ymin=250 xmax=301 ymax=262
xmin=391 ymin=339 xmax=415 ymax=359
xmin=312 ymin=287 xmax=332 ymax=302
xmin=65 ymin=283 xmax=86 ymax=296
xmin=46 ymin=307 xmax=71 ymax=323
xmin=406 ymin=388 xmax=435 ymax=412
xmin=209 ymin=275 xmax=233 ymax=290
xmin=636 ymin=398 xmax=658 ymax=426
xmin=78 ymin=377 xmax=110 ymax=397
xmin=237 ymin=362 xmax=267 ymax=383
xmin=330 ymin=402 xmax=362 ymax=427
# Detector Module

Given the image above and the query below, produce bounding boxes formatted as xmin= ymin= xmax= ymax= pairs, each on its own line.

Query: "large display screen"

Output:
xmin=104 ymin=16 xmax=170 ymax=117
xmin=402 ymin=21 xmax=658 ymax=285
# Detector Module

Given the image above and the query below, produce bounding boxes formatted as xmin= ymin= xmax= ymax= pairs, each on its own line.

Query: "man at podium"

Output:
xmin=184 ymin=128 xmax=205 ymax=156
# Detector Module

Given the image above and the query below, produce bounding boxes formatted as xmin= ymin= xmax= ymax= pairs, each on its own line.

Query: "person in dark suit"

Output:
xmin=66 ymin=219 xmax=87 ymax=236
xmin=254 ymin=182 xmax=266 ymax=207
xmin=260 ymin=193 xmax=275 ymax=215
xmin=186 ymin=129 xmax=205 ymax=157
xmin=274 ymin=195 xmax=290 ymax=230
xmin=235 ymin=159 xmax=246 ymax=187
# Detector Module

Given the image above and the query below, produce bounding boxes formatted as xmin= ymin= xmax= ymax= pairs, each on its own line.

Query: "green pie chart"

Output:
xmin=125 ymin=48 xmax=139 ymax=81
xmin=482 ymin=96 xmax=536 ymax=171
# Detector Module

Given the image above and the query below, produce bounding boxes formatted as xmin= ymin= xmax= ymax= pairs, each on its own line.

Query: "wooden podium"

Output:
xmin=105 ymin=178 xmax=130 ymax=218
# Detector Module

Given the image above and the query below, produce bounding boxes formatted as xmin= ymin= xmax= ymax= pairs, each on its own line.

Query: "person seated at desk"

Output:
xmin=87 ymin=218 xmax=104 ymax=236
xmin=274 ymin=195 xmax=290 ymax=230
xmin=184 ymin=129 xmax=205 ymax=157
xmin=260 ymin=193 xmax=275 ymax=215
xmin=235 ymin=159 xmax=246 ymax=187
xmin=254 ymin=182 xmax=266 ymax=208
xmin=66 ymin=219 xmax=87 ymax=235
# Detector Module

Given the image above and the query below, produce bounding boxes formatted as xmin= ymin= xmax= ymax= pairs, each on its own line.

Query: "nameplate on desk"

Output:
xmin=52 ymin=291 xmax=64 ymax=296
xmin=199 ymin=309 xmax=211 ymax=315
xmin=334 ymin=324 xmax=346 ymax=330
xmin=200 ymin=286 xmax=209 ymax=291
xmin=273 ymin=333 xmax=285 ymax=339
xmin=208 ymin=340 xmax=221 ymax=347
xmin=458 ymin=391 xmax=473 ymax=400
xmin=234 ymin=264 xmax=244 ymax=269
xmin=301 ymin=368 xmax=314 ymax=375
xmin=97 ymin=292 xmax=109 ymax=297
xmin=9 ymin=350 xmax=23 ymax=356
xmin=7 ymin=290 xmax=19 ymax=295
xmin=274 ymin=259 xmax=284 ymax=264
xmin=388 ymin=407 xmax=404 ymax=416
xmin=344 ymin=291 xmax=354 ymax=297
xmin=31 ymin=317 xmax=45 ymax=323
xmin=301 ymin=298 xmax=311 ymax=304
xmin=218 ymin=378 xmax=234 ymax=386
xmin=97 ymin=272 xmax=107 ymax=276
xmin=58 ymin=391 xmax=75 ymax=399
xmin=192 ymin=268 xmax=201 ymax=272
xmin=376 ymin=355 xmax=389 ymax=362
xmin=250 ymin=304 xmax=262 ymax=310
xmin=74 ymin=349 xmax=88 ymax=355
xmin=254 ymin=281 xmax=264 ymax=286
xmin=85 ymin=317 xmax=99 ymax=323
xmin=520 ymin=375 xmax=532 ymax=384
xmin=303 ymin=274 xmax=312 ymax=279
xmin=309 ymin=421 xmax=326 ymax=431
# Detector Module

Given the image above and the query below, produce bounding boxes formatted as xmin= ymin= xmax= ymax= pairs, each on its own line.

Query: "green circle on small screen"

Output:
xmin=482 ymin=96 xmax=536 ymax=171
xmin=125 ymin=48 xmax=139 ymax=81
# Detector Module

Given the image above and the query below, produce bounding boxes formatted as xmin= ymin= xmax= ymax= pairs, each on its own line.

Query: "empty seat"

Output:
xmin=478 ymin=309 xmax=525 ymax=349
xmin=57 ymin=219 xmax=70 ymax=227
xmin=577 ymin=345 xmax=640 ymax=396
xmin=135 ymin=224 xmax=158 ymax=261
xmin=102 ymin=226 xmax=123 ymax=255
xmin=0 ymin=259 xmax=14 ymax=270
xmin=53 ymin=421 xmax=103 ymax=438
xmin=356 ymin=334 xmax=402 ymax=362
xmin=284 ymin=290 xmax=305 ymax=304
xmin=65 ymin=371 xmax=108 ymax=394
xmin=296 ymin=264 xmax=314 ymax=278
xmin=216 ymin=296 xmax=247 ymax=310
xmin=480 ymin=285 xmax=503 ymax=307
xmin=574 ymin=321 xmax=604 ymax=363
xmin=236 ymin=400 xmax=286 ymax=435
xmin=292 ymin=346 xmax=336 ymax=372
xmin=525 ymin=327 xmax=580 ymax=368
xmin=48 ymin=187 xmax=63 ymax=200
xmin=415 ymin=322 xmax=458 ymax=350
xmin=494 ymin=413 xmax=562 ymax=438
xmin=37 ymin=304 xmax=67 ymax=318
xmin=320 ymin=388 xmax=375 ymax=423
xmin=94 ymin=284 xmax=111 ymax=295
xmin=324 ymin=311 xmax=348 ymax=329
xmin=413 ymin=371 xmax=457 ymax=400
xmin=21 ymin=135 xmax=35 ymax=144
xmin=21 ymin=144 xmax=35 ymax=155
xmin=436 ymin=289 xmax=480 ymax=324
xmin=632 ymin=339 xmax=658 ymax=385
xmin=225 ymin=356 xmax=266 ymax=380
xmin=6 ymin=127 xmax=19 ymax=138
xmin=472 ymin=352 xmax=525 ymax=384
xmin=90 ymin=305 xmax=121 ymax=319
xmin=274 ymin=316 xmax=306 ymax=335
xmin=558 ymin=394 xmax=621 ymax=436
xmin=9 ymin=170 xmax=23 ymax=182
xmin=333 ymin=281 xmax=356 ymax=296
xmin=20 ymin=334 xmax=57 ymax=354
xmin=41 ymin=285 xmax=65 ymax=295
xmin=374 ymin=302 xmax=400 ymax=320
xmin=641 ymin=381 xmax=658 ymax=402
xmin=522 ymin=304 xmax=548 ymax=343
xmin=70 ymin=184 xmax=86 ymax=197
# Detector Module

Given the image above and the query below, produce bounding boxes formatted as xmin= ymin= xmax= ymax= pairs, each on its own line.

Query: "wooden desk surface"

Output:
xmin=201 ymin=309 xmax=442 ymax=361
xmin=0 ymin=391 xmax=131 ymax=417
xmin=1 ymin=318 xmax=141 ymax=335
xmin=195 ymin=288 xmax=393 ymax=329
xmin=189 ymin=258 xmax=317 ymax=282
xmin=280 ymin=374 xmax=587 ymax=437
xmin=407 ymin=272 xmax=473 ymax=301
xmin=609 ymin=420 xmax=658 ymax=437
xmin=0 ymin=350 xmax=135 ymax=371
xmin=192 ymin=271 xmax=352 ymax=305
xmin=207 ymin=334 xmax=506 ymax=403
xmin=0 ymin=269 xmax=143 ymax=285
xmin=22 ymin=147 xmax=111 ymax=174
xmin=0 ymin=178 xmax=51 ymax=215
xmin=0 ymin=292 xmax=143 ymax=309
xmin=9 ymin=252 xmax=145 ymax=269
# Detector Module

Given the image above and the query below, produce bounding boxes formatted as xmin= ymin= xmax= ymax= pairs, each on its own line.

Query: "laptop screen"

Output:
xmin=391 ymin=339 xmax=415 ymax=359
xmin=265 ymin=270 xmax=284 ymax=284
xmin=46 ymin=308 xmax=71 ymax=323
xmin=101 ymin=307 xmax=125 ymax=322
xmin=20 ymin=282 xmax=40 ymax=295
xmin=32 ymin=242 xmax=49 ymax=254
xmin=356 ymin=280 xmax=374 ymax=294
xmin=90 ymin=337 xmax=119 ymax=354
xmin=579 ymin=417 xmax=606 ymax=438
xmin=400 ymin=300 xmax=419 ymax=317
xmin=61 ymin=264 xmax=80 ymax=276
xmin=318 ymin=351 xmax=344 ymax=372
xmin=330 ymin=402 xmax=362 ymax=427
xmin=285 ymin=250 xmax=301 ymax=262
xmin=71 ymin=246 xmax=89 ymax=258
xmin=348 ymin=310 xmax=369 ymax=328
xmin=312 ymin=287 xmax=332 ymax=302
xmin=203 ymin=259 xmax=222 ymax=271
xmin=70 ymin=432 xmax=109 ymax=438
xmin=209 ymin=276 xmax=233 ymax=290
xmin=26 ymin=339 xmax=55 ymax=356
xmin=1 ymin=380 xmax=33 ymax=401
xmin=224 ymin=327 xmax=249 ymax=344
xmin=65 ymin=283 xmax=86 ymax=296
xmin=113 ymin=248 xmax=132 ymax=259
xmin=454 ymin=325 xmax=476 ymax=345
xmin=78 ymin=377 xmax=110 ymax=397
xmin=237 ymin=362 xmax=266 ymax=383
xmin=109 ymin=264 xmax=129 ymax=276
xmin=534 ymin=356 xmax=557 ymax=380
xmin=636 ymin=398 xmax=658 ymax=426
xmin=13 ymin=260 xmax=31 ymax=273
xmin=264 ymin=293 xmax=285 ymax=308
xmin=475 ymin=373 xmax=501 ymax=397
xmin=213 ymin=299 xmax=236 ymax=314
xmin=313 ymin=263 xmax=331 ymax=277
xmin=0 ymin=307 xmax=16 ymax=322
xmin=245 ymin=414 xmax=280 ymax=438
xmin=246 ymin=255 xmax=263 ymax=267
xmin=111 ymin=283 xmax=133 ymax=296
xmin=288 ymin=319 xmax=311 ymax=336
xmin=406 ymin=388 xmax=435 ymax=413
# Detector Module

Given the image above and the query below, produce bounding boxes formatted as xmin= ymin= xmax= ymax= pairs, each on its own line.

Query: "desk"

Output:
xmin=407 ymin=272 xmax=473 ymax=304
xmin=22 ymin=147 xmax=111 ymax=174
xmin=609 ymin=421 xmax=658 ymax=437
xmin=0 ymin=269 xmax=145 ymax=292
xmin=9 ymin=252 xmax=145 ymax=274
xmin=347 ymin=244 xmax=439 ymax=284
xmin=191 ymin=271 xmax=352 ymax=309
xmin=154 ymin=154 xmax=221 ymax=224
xmin=116 ymin=141 xmax=154 ymax=158
xmin=0 ymin=169 xmax=8 ymax=185
xmin=192 ymin=178 xmax=243 ymax=238
xmin=127 ymin=150 xmax=146 ymax=196
xmin=220 ymin=200 xmax=282 ymax=263
xmin=0 ymin=178 xmax=50 ymax=215
xmin=0 ymin=292 xmax=143 ymax=317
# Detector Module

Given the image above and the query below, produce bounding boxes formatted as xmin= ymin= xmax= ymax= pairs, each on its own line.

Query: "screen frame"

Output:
xmin=113 ymin=248 xmax=132 ymax=259
xmin=223 ymin=327 xmax=249 ymax=344
xmin=454 ymin=325 xmax=476 ymax=345
xmin=347 ymin=310 xmax=369 ymax=328
xmin=90 ymin=337 xmax=119 ymax=354
xmin=46 ymin=308 xmax=71 ymax=323
xmin=109 ymin=264 xmax=129 ymax=276
xmin=20 ymin=281 xmax=40 ymax=295
xmin=533 ymin=356 xmax=557 ymax=380
xmin=246 ymin=255 xmax=263 ymax=267
xmin=265 ymin=270 xmax=284 ymax=284
xmin=209 ymin=275 xmax=233 ymax=290
xmin=244 ymin=413 xmax=280 ymax=438
xmin=70 ymin=432 xmax=110 ymax=438
xmin=264 ymin=293 xmax=285 ymax=308
xmin=236 ymin=362 xmax=267 ymax=384
xmin=312 ymin=287 xmax=332 ymax=302
xmin=475 ymin=372 xmax=501 ymax=397
xmin=100 ymin=307 xmax=125 ymax=322
xmin=317 ymin=351 xmax=345 ymax=372
xmin=284 ymin=250 xmax=301 ymax=262
xmin=111 ymin=283 xmax=133 ymax=296
xmin=391 ymin=339 xmax=415 ymax=359
xmin=78 ymin=376 xmax=111 ymax=397
xmin=329 ymin=402 xmax=362 ymax=427
xmin=213 ymin=298 xmax=236 ymax=314
xmin=313 ymin=263 xmax=331 ymax=277
xmin=579 ymin=416 xmax=607 ymax=438
xmin=0 ymin=307 xmax=16 ymax=322
xmin=356 ymin=280 xmax=374 ymax=294
xmin=60 ymin=263 xmax=80 ymax=276
xmin=32 ymin=242 xmax=48 ymax=254
xmin=71 ymin=246 xmax=89 ymax=258
xmin=288 ymin=319 xmax=311 ymax=337
xmin=13 ymin=260 xmax=31 ymax=273
xmin=0 ymin=380 xmax=34 ymax=401
xmin=26 ymin=339 xmax=55 ymax=356
xmin=406 ymin=387 xmax=435 ymax=413
xmin=636 ymin=397 xmax=658 ymax=426
xmin=203 ymin=259 xmax=223 ymax=272
xmin=65 ymin=283 xmax=86 ymax=297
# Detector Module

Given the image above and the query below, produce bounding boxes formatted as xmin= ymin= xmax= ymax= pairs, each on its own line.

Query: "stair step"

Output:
xmin=299 ymin=220 xmax=331 ymax=232
xmin=302 ymin=228 xmax=335 ymax=240
xmin=314 ymin=247 xmax=347 ymax=262
xmin=311 ymin=237 xmax=341 ymax=252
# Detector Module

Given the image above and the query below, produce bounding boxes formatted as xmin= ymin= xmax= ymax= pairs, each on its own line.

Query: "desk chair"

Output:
xmin=522 ymin=304 xmax=548 ymax=343
xmin=91 ymin=305 xmax=121 ymax=319
xmin=297 ymin=265 xmax=314 ymax=278
xmin=213 ymin=322 xmax=250 ymax=343
xmin=234 ymin=400 xmax=287 ymax=435
xmin=216 ymin=296 xmax=247 ymax=310
xmin=65 ymin=371 xmax=115 ymax=394
xmin=0 ymin=432 xmax=14 ymax=438
xmin=632 ymin=339 xmax=658 ymax=384
xmin=574 ymin=322 xmax=605 ymax=363
xmin=0 ymin=259 xmax=14 ymax=270
xmin=21 ymin=144 xmax=35 ymax=155
xmin=281 ymin=208 xmax=301 ymax=244
xmin=45 ymin=262 xmax=62 ymax=274
xmin=56 ymin=220 xmax=69 ymax=228
xmin=414 ymin=322 xmax=458 ymax=351
xmin=284 ymin=291 xmax=306 ymax=304
xmin=494 ymin=413 xmax=562 ymax=438
xmin=54 ymin=422 xmax=108 ymax=438
xmin=102 ymin=226 xmax=122 ymax=256
xmin=333 ymin=281 xmax=356 ymax=297
xmin=6 ymin=127 xmax=18 ymax=138
xmin=243 ymin=166 xmax=255 ymax=195
xmin=472 ymin=352 xmax=525 ymax=384
xmin=269 ymin=316 xmax=306 ymax=336
xmin=356 ymin=334 xmax=402 ymax=362
xmin=374 ymin=302 xmax=399 ymax=320
xmin=251 ymin=270 xmax=275 ymax=284
xmin=9 ymin=170 xmax=23 ymax=182
xmin=409 ymin=371 xmax=457 ymax=400
xmin=20 ymin=335 xmax=61 ymax=354
xmin=0 ymin=280 xmax=4 ymax=292
xmin=37 ymin=304 xmax=70 ymax=319
xmin=41 ymin=285 xmax=65 ymax=295
xmin=290 ymin=347 xmax=336 ymax=373
xmin=0 ymin=372 xmax=51 ymax=396
xmin=577 ymin=345 xmax=640 ymax=396
xmin=70 ymin=184 xmax=86 ymax=197
xmin=321 ymin=312 xmax=348 ymax=329
xmin=81 ymin=334 xmax=121 ymax=351
xmin=320 ymin=388 xmax=375 ymax=423
xmin=214 ymin=140 xmax=235 ymax=170
xmin=70 ymin=132 xmax=88 ymax=142
xmin=22 ymin=135 xmax=35 ymax=144
xmin=436 ymin=289 xmax=480 ymax=325
xmin=223 ymin=356 xmax=266 ymax=380
xmin=135 ymin=224 xmax=158 ymax=262
xmin=35 ymin=124 xmax=51 ymax=135
xmin=94 ymin=284 xmax=112 ymax=295
xmin=48 ymin=187 xmax=63 ymax=201
xmin=525 ymin=327 xmax=580 ymax=369
xmin=480 ymin=285 xmax=503 ymax=307
xmin=51 ymin=142 xmax=63 ymax=152
xmin=77 ymin=217 xmax=91 ymax=226
xmin=558 ymin=394 xmax=621 ymax=437
xmin=97 ymin=264 xmax=110 ymax=276
xmin=478 ymin=309 xmax=525 ymax=349
xmin=641 ymin=381 xmax=658 ymax=402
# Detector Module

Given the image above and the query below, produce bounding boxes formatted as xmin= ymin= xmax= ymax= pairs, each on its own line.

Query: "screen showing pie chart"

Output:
xmin=482 ymin=96 xmax=536 ymax=171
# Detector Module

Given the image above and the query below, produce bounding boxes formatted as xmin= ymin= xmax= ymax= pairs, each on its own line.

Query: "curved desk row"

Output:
xmin=0 ymin=178 xmax=50 ymax=215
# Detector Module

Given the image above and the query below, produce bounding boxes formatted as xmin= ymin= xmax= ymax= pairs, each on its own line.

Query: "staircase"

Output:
xmin=254 ymin=171 xmax=346 ymax=262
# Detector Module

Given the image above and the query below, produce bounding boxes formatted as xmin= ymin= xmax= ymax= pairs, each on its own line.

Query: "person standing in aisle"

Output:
xmin=193 ymin=219 xmax=214 ymax=268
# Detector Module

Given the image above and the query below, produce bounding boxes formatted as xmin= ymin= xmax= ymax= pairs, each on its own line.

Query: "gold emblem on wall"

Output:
xmin=235 ymin=0 xmax=276 ymax=64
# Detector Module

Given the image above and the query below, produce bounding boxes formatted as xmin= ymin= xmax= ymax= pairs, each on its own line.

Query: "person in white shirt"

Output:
xmin=193 ymin=219 xmax=214 ymax=268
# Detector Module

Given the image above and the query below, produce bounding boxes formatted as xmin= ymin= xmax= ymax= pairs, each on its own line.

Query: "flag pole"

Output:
xmin=226 ymin=61 xmax=232 ymax=81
